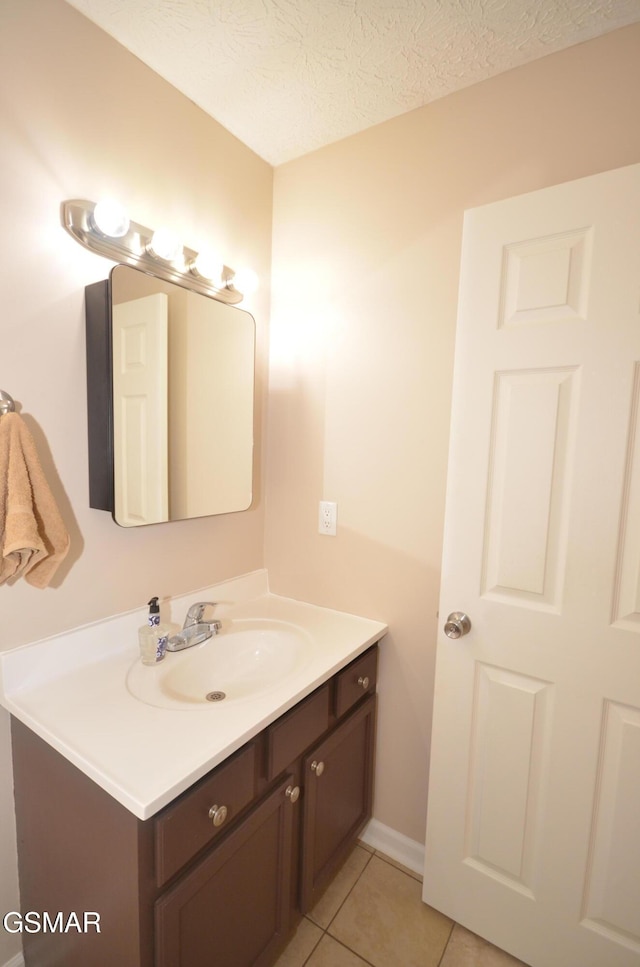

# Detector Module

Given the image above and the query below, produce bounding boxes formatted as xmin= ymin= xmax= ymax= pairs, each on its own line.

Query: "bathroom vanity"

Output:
xmin=1 ymin=573 xmax=386 ymax=967
xmin=11 ymin=646 xmax=377 ymax=966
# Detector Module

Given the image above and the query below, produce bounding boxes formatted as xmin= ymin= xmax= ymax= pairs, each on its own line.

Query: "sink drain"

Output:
xmin=206 ymin=691 xmax=226 ymax=702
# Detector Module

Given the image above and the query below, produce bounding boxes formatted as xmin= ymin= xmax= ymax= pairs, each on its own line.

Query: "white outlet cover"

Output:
xmin=319 ymin=500 xmax=337 ymax=536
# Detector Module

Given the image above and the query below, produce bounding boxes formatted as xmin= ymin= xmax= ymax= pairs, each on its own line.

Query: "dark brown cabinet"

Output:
xmin=11 ymin=643 xmax=379 ymax=967
xmin=155 ymin=774 xmax=295 ymax=967
xmin=301 ymin=694 xmax=376 ymax=912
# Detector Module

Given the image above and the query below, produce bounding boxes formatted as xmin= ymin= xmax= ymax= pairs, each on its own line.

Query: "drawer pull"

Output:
xmin=208 ymin=804 xmax=228 ymax=827
xmin=357 ymin=675 xmax=370 ymax=690
xmin=311 ymin=760 xmax=325 ymax=777
xmin=285 ymin=785 xmax=300 ymax=803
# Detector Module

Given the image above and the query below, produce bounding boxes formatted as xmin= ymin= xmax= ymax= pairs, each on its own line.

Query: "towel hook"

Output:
xmin=0 ymin=390 xmax=16 ymax=415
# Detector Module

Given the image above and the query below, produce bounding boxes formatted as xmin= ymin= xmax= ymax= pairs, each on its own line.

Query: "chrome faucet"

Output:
xmin=183 ymin=602 xmax=220 ymax=629
xmin=166 ymin=601 xmax=222 ymax=652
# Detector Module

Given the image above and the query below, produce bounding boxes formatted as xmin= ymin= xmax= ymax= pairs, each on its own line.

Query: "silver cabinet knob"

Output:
xmin=208 ymin=804 xmax=228 ymax=827
xmin=357 ymin=675 xmax=370 ymax=690
xmin=311 ymin=760 xmax=325 ymax=777
xmin=444 ymin=612 xmax=471 ymax=639
xmin=285 ymin=785 xmax=300 ymax=803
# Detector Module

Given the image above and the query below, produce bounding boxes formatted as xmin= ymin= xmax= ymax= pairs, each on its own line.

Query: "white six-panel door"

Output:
xmin=424 ymin=163 xmax=640 ymax=967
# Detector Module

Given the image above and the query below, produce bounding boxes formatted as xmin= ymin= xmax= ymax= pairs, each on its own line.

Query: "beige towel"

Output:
xmin=0 ymin=412 xmax=70 ymax=588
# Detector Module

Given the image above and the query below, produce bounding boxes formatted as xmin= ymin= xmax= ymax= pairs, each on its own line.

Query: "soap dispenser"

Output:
xmin=138 ymin=596 xmax=168 ymax=665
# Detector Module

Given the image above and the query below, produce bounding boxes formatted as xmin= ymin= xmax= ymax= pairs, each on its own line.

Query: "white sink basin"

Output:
xmin=126 ymin=619 xmax=313 ymax=710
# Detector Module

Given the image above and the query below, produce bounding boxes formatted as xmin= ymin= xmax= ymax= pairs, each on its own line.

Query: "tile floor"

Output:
xmin=275 ymin=843 xmax=529 ymax=967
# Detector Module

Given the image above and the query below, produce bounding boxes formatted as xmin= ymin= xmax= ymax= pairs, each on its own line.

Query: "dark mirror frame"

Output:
xmin=85 ymin=277 xmax=116 ymax=514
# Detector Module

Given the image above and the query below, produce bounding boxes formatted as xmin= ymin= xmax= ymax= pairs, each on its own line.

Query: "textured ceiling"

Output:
xmin=64 ymin=0 xmax=640 ymax=165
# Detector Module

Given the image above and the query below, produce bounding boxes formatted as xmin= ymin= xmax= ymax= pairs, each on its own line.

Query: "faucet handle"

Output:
xmin=184 ymin=601 xmax=217 ymax=627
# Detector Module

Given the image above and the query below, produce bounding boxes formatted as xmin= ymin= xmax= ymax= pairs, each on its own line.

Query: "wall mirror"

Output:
xmin=85 ymin=264 xmax=255 ymax=526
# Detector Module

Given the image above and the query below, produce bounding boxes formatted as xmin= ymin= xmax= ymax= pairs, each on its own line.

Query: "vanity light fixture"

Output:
xmin=189 ymin=249 xmax=225 ymax=286
xmin=231 ymin=266 xmax=259 ymax=296
xmin=91 ymin=198 xmax=130 ymax=238
xmin=61 ymin=198 xmax=256 ymax=305
xmin=147 ymin=226 xmax=183 ymax=264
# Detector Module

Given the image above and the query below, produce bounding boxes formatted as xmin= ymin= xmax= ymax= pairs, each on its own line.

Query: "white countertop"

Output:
xmin=0 ymin=571 xmax=386 ymax=819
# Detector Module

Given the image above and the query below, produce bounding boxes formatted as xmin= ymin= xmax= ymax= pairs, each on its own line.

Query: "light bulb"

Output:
xmin=232 ymin=266 xmax=259 ymax=296
xmin=190 ymin=250 xmax=224 ymax=284
xmin=147 ymin=227 xmax=183 ymax=263
xmin=91 ymin=199 xmax=129 ymax=238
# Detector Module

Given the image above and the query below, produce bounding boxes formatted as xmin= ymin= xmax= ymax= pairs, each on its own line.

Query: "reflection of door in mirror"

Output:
xmin=112 ymin=294 xmax=168 ymax=526
xmin=85 ymin=264 xmax=256 ymax=526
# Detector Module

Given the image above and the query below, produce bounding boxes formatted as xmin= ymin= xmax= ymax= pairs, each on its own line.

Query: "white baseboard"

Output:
xmin=360 ymin=818 xmax=425 ymax=876
xmin=1 ymin=951 xmax=24 ymax=967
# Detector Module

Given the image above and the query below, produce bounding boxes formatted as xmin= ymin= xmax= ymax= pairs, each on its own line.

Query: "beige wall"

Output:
xmin=267 ymin=24 xmax=640 ymax=845
xmin=0 ymin=1 xmax=272 ymax=961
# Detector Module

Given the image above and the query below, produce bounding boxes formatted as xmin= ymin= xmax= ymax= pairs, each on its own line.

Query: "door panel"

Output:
xmin=112 ymin=293 xmax=168 ymax=525
xmin=464 ymin=665 xmax=552 ymax=896
xmin=481 ymin=367 xmax=579 ymax=610
xmin=582 ymin=701 xmax=640 ymax=945
xmin=424 ymin=163 xmax=640 ymax=967
xmin=612 ymin=363 xmax=640 ymax=630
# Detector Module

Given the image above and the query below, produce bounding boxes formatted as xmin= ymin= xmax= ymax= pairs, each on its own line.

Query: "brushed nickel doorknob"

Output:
xmin=444 ymin=612 xmax=471 ymax=639
xmin=311 ymin=760 xmax=325 ymax=777
xmin=285 ymin=785 xmax=300 ymax=803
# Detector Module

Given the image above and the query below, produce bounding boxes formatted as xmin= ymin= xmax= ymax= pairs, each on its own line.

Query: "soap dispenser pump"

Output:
xmin=138 ymin=596 xmax=168 ymax=665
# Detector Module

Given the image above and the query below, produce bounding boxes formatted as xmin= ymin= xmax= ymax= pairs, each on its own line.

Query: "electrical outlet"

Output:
xmin=319 ymin=500 xmax=337 ymax=536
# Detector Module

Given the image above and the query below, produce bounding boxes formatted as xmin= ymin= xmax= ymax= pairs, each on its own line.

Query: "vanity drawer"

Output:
xmin=266 ymin=684 xmax=330 ymax=781
xmin=155 ymin=743 xmax=256 ymax=886
xmin=334 ymin=645 xmax=378 ymax=719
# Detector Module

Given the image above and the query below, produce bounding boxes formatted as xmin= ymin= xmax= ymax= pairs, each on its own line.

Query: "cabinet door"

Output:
xmin=300 ymin=694 xmax=376 ymax=912
xmin=155 ymin=775 xmax=296 ymax=967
